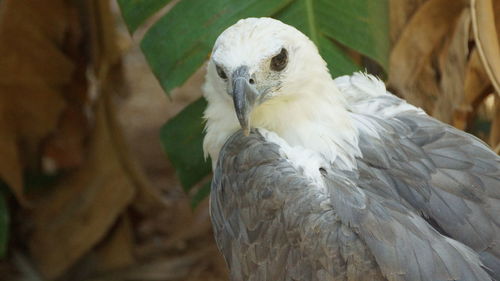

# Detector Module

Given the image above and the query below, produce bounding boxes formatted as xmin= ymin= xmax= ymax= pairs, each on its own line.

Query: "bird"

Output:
xmin=202 ymin=17 xmax=500 ymax=281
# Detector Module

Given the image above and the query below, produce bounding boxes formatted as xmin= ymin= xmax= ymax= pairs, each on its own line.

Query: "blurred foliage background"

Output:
xmin=0 ymin=0 xmax=498 ymax=280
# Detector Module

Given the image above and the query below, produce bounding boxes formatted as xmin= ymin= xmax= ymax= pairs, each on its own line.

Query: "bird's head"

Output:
xmin=205 ymin=17 xmax=331 ymax=135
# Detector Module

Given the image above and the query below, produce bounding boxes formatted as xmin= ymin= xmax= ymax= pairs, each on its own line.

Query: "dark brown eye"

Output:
xmin=270 ymin=48 xmax=288 ymax=71
xmin=216 ymin=65 xmax=227 ymax=79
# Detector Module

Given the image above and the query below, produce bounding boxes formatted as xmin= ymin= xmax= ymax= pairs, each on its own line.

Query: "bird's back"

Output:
xmin=211 ymin=128 xmax=496 ymax=281
xmin=211 ymin=131 xmax=386 ymax=281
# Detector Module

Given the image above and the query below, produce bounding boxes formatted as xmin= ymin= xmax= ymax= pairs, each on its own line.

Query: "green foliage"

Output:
xmin=275 ymin=0 xmax=388 ymax=74
xmin=117 ymin=0 xmax=173 ymax=32
xmin=118 ymin=0 xmax=389 ymax=206
xmin=141 ymin=0 xmax=289 ymax=93
xmin=160 ymin=98 xmax=210 ymax=191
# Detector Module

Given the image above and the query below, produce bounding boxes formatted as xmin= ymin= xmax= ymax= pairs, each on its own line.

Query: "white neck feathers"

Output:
xmin=203 ymin=74 xmax=360 ymax=170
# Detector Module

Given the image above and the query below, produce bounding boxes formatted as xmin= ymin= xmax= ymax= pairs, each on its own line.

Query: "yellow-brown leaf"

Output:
xmin=0 ymin=0 xmax=87 ymax=204
xmin=389 ymin=0 xmax=428 ymax=43
xmin=389 ymin=0 xmax=466 ymax=112
xmin=433 ymin=9 xmax=470 ymax=123
xmin=471 ymin=0 xmax=500 ymax=95
xmin=28 ymin=99 xmax=135 ymax=279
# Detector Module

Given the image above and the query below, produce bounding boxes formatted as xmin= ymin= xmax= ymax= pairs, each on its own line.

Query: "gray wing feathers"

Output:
xmin=211 ymin=131 xmax=385 ymax=281
xmin=211 ymin=74 xmax=499 ymax=281
xmin=326 ymin=170 xmax=492 ymax=281
xmin=354 ymin=104 xmax=500 ymax=263
xmin=211 ymin=131 xmax=493 ymax=281
xmin=340 ymin=74 xmax=500 ymax=279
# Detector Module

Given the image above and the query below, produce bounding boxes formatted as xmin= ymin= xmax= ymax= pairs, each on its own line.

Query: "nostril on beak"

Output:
xmin=249 ymin=78 xmax=255 ymax=84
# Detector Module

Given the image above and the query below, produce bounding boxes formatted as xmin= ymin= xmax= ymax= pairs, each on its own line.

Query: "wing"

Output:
xmin=210 ymin=130 xmax=384 ymax=281
xmin=210 ymin=130 xmax=492 ymax=281
xmin=336 ymin=73 xmax=500 ymax=279
xmin=325 ymin=166 xmax=492 ymax=281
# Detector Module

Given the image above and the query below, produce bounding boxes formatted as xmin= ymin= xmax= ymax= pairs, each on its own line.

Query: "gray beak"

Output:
xmin=232 ymin=66 xmax=258 ymax=136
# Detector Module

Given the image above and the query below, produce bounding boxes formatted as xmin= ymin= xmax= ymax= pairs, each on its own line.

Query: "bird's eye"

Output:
xmin=216 ymin=65 xmax=227 ymax=79
xmin=270 ymin=48 xmax=288 ymax=71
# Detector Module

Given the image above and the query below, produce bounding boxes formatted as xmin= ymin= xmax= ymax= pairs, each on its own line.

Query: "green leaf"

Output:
xmin=160 ymin=98 xmax=210 ymax=191
xmin=0 ymin=183 xmax=9 ymax=258
xmin=117 ymin=0 xmax=173 ymax=33
xmin=319 ymin=36 xmax=361 ymax=77
xmin=274 ymin=0 xmax=363 ymax=76
xmin=141 ymin=0 xmax=291 ymax=92
xmin=135 ymin=0 xmax=388 ymax=92
xmin=316 ymin=0 xmax=389 ymax=70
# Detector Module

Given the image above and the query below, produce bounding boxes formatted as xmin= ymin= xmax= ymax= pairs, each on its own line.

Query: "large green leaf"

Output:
xmin=118 ymin=0 xmax=389 ymax=203
xmin=128 ymin=0 xmax=389 ymax=92
xmin=140 ymin=0 xmax=291 ymax=93
xmin=117 ymin=0 xmax=173 ymax=32
xmin=275 ymin=0 xmax=388 ymax=75
xmin=159 ymin=98 xmax=210 ymax=191
xmin=274 ymin=1 xmax=359 ymax=76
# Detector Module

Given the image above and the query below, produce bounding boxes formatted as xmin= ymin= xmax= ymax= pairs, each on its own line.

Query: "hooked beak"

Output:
xmin=232 ymin=66 xmax=258 ymax=136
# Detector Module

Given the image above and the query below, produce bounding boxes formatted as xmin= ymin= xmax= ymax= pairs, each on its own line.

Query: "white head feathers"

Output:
xmin=203 ymin=17 xmax=360 ymax=169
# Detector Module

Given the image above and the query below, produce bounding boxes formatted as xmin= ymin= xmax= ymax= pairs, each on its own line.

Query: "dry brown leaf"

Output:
xmin=94 ymin=214 xmax=135 ymax=273
xmin=88 ymin=247 xmax=215 ymax=281
xmin=86 ymin=0 xmax=167 ymax=215
xmin=389 ymin=0 xmax=466 ymax=112
xmin=454 ymin=48 xmax=492 ymax=129
xmin=490 ymin=94 xmax=500 ymax=150
xmin=389 ymin=0 xmax=428 ymax=43
xmin=414 ymin=57 xmax=442 ymax=111
xmin=41 ymin=105 xmax=91 ymax=173
xmin=464 ymin=49 xmax=492 ymax=107
xmin=0 ymin=104 xmax=25 ymax=205
xmin=28 ymin=98 xmax=136 ymax=279
xmin=26 ymin=1 xmax=167 ymax=277
xmin=162 ymin=198 xmax=212 ymax=250
xmin=471 ymin=0 xmax=500 ymax=95
xmin=41 ymin=6 xmax=92 ymax=174
xmin=0 ymin=0 xmax=96 ymax=205
xmin=495 ymin=0 xmax=500 ymax=39
xmin=88 ymin=0 xmax=120 ymax=77
xmin=105 ymin=94 xmax=168 ymax=216
xmin=0 ymin=0 xmax=169 ymax=279
xmin=433 ymin=9 xmax=471 ymax=123
xmin=0 ymin=0 xmax=73 ymax=204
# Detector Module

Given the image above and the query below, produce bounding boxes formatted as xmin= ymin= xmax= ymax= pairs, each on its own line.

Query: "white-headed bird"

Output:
xmin=203 ymin=17 xmax=500 ymax=281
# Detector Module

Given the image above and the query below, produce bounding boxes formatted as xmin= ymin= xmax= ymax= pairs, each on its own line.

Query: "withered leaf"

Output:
xmin=455 ymin=48 xmax=492 ymax=129
xmin=93 ymin=214 xmax=135 ymax=273
xmin=0 ymin=0 xmax=88 ymax=204
xmin=28 ymin=99 xmax=135 ymax=279
xmin=389 ymin=0 xmax=466 ymax=111
xmin=490 ymin=95 xmax=500 ymax=151
xmin=471 ymin=0 xmax=500 ymax=95
xmin=433 ymin=9 xmax=470 ymax=123
xmin=389 ymin=0 xmax=427 ymax=43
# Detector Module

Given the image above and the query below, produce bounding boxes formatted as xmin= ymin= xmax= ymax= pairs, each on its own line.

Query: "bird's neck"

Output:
xmin=251 ymin=79 xmax=360 ymax=169
xmin=204 ymin=76 xmax=360 ymax=169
